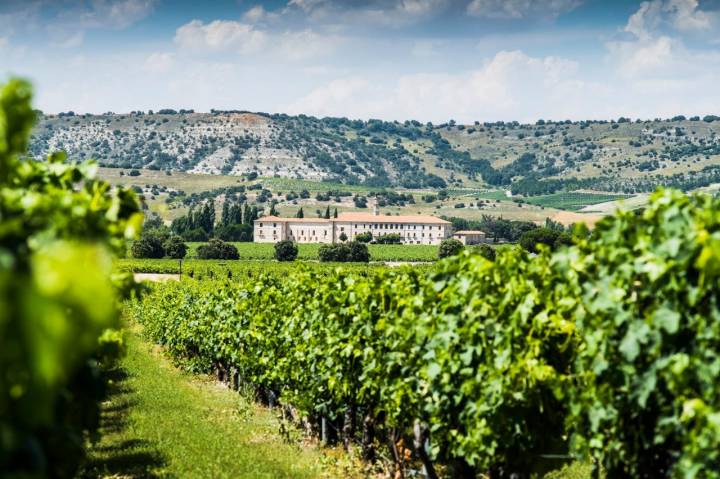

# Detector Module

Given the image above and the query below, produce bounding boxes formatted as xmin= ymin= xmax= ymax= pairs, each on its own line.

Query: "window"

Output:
xmin=273 ymin=223 xmax=277 ymax=227
xmin=260 ymin=223 xmax=263 ymax=227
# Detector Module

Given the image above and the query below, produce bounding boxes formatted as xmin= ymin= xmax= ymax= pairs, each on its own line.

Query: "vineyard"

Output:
xmin=180 ymin=242 xmax=440 ymax=262
xmin=117 ymin=258 xmax=431 ymax=277
xmin=131 ymin=189 xmax=720 ymax=478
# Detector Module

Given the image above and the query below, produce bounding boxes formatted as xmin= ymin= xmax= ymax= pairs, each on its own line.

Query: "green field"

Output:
xmin=118 ymin=258 xmax=432 ymax=276
xmin=183 ymin=242 xmax=439 ymax=262
xmin=520 ymin=192 xmax=632 ymax=211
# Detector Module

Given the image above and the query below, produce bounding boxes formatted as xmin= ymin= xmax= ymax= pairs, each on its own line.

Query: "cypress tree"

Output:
xmin=230 ymin=202 xmax=242 ymax=225
xmin=296 ymin=207 xmax=304 ymax=218
xmin=324 ymin=205 xmax=330 ymax=219
xmin=333 ymin=208 xmax=338 ymax=218
xmin=243 ymin=203 xmax=252 ymax=225
xmin=220 ymin=201 xmax=230 ymax=227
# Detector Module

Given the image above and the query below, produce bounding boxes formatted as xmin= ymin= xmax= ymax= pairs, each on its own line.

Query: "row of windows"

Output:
xmin=259 ymin=222 xmax=443 ymax=231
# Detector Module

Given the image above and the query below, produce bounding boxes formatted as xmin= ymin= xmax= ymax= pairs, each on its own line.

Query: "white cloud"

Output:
xmin=174 ymin=19 xmax=338 ymax=60
xmin=174 ymin=20 xmax=267 ymax=54
xmin=2 ymin=0 xmax=158 ymax=47
xmin=277 ymin=29 xmax=339 ymax=60
xmin=285 ymin=50 xmax=609 ymax=122
xmin=143 ymin=52 xmax=175 ymax=73
xmin=466 ymin=0 xmax=582 ymax=19
xmin=0 ymin=37 xmax=8 ymax=49
xmin=609 ymin=0 xmax=719 ymax=80
xmin=624 ymin=0 xmax=712 ymax=40
xmin=79 ymin=0 xmax=158 ymax=29
xmin=243 ymin=5 xmax=268 ymax=23
xmin=286 ymin=78 xmax=370 ymax=117
xmin=284 ymin=0 xmax=450 ymax=26
xmin=50 ymin=31 xmax=84 ymax=48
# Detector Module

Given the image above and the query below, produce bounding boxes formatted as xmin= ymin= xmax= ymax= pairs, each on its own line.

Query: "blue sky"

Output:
xmin=1 ymin=0 xmax=720 ymax=122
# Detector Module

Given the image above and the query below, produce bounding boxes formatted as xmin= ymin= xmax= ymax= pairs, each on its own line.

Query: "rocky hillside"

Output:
xmin=29 ymin=111 xmax=720 ymax=194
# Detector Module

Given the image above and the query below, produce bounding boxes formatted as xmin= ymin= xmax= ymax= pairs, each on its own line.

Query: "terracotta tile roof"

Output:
xmin=454 ymin=230 xmax=487 ymax=235
xmin=255 ymin=216 xmax=330 ymax=223
xmin=256 ymin=213 xmax=451 ymax=225
xmin=337 ymin=212 xmax=451 ymax=224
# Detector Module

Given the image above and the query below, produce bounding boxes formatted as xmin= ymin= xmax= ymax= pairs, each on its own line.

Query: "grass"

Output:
xmin=80 ymin=326 xmax=355 ymax=478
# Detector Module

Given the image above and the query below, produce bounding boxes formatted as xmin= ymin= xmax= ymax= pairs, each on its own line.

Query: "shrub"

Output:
xmin=196 ymin=239 xmax=239 ymax=260
xmin=339 ymin=232 xmax=348 ymax=242
xmin=318 ymin=241 xmax=369 ymax=262
xmin=274 ymin=240 xmax=298 ymax=262
xmin=318 ymin=243 xmax=350 ymax=262
xmin=439 ymin=238 xmax=463 ymax=258
xmin=348 ymin=241 xmax=370 ymax=262
xmin=354 ymin=232 xmax=372 ymax=243
xmin=374 ymin=233 xmax=402 ymax=244
xmin=163 ymin=236 xmax=187 ymax=259
xmin=131 ymin=234 xmax=165 ymax=258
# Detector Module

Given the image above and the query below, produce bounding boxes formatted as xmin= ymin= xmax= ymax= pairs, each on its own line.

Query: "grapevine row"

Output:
xmin=131 ymin=189 xmax=720 ymax=478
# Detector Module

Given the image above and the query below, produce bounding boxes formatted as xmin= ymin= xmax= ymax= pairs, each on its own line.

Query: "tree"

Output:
xmin=196 ymin=239 xmax=239 ymax=259
xmin=519 ymin=227 xmax=572 ymax=254
xmin=318 ymin=241 xmax=369 ymax=262
xmin=220 ymin=201 xmax=231 ymax=227
xmin=324 ymin=205 xmax=331 ymax=219
xmin=439 ymin=238 xmax=463 ymax=258
xmin=339 ymin=232 xmax=348 ymax=242
xmin=348 ymin=241 xmax=370 ymax=262
xmin=183 ymin=228 xmax=208 ymax=242
xmin=215 ymin=224 xmax=253 ymax=242
xmin=296 ymin=207 xmax=304 ymax=218
xmin=163 ymin=236 xmax=187 ymax=259
xmin=355 ymin=232 xmax=372 ymax=243
xmin=197 ymin=200 xmax=215 ymax=235
xmin=269 ymin=202 xmax=279 ymax=216
xmin=131 ymin=234 xmax=165 ymax=258
xmin=333 ymin=208 xmax=338 ymax=218
xmin=374 ymin=233 xmax=401 ymax=244
xmin=274 ymin=240 xmax=298 ymax=262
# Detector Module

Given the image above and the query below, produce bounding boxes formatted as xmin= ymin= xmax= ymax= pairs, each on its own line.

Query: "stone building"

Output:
xmin=254 ymin=208 xmax=452 ymax=245
xmin=453 ymin=230 xmax=488 ymax=245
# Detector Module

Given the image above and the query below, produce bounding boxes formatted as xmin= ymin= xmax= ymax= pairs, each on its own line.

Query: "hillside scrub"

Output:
xmin=132 ymin=189 xmax=720 ymax=477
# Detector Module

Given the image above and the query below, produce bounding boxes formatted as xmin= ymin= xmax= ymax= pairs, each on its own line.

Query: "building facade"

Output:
xmin=254 ymin=211 xmax=452 ymax=245
xmin=453 ymin=230 xmax=488 ymax=245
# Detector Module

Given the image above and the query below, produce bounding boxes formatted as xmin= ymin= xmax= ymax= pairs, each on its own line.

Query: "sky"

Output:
xmin=1 ymin=0 xmax=720 ymax=123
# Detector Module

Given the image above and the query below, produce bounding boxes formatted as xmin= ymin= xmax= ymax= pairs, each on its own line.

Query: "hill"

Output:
xmin=29 ymin=111 xmax=720 ymax=194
